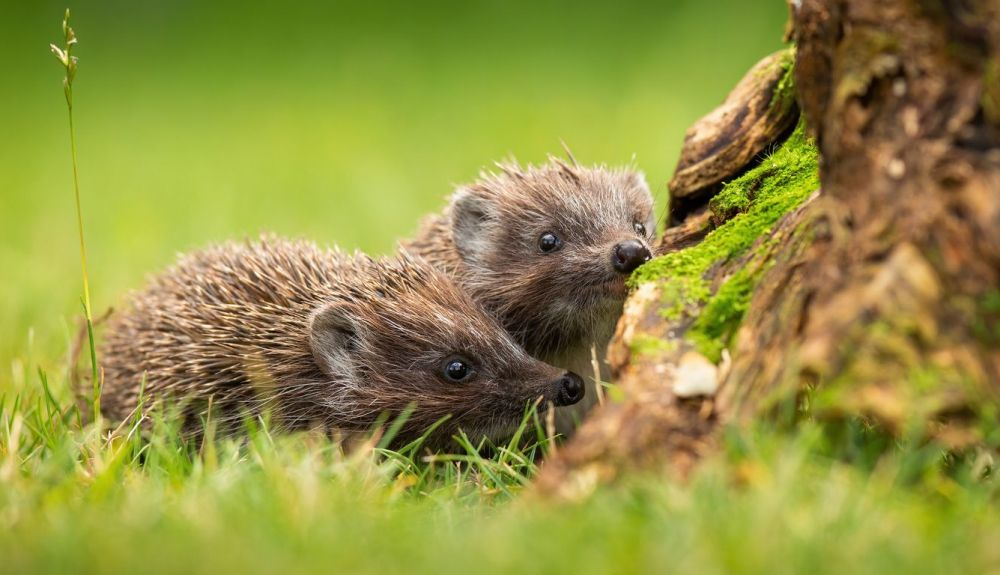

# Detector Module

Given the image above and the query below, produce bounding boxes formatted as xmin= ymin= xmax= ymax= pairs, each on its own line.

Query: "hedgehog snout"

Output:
xmin=611 ymin=240 xmax=652 ymax=274
xmin=553 ymin=371 xmax=585 ymax=407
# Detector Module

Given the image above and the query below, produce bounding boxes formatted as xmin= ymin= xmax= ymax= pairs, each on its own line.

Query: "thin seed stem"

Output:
xmin=68 ymin=102 xmax=91 ymax=314
xmin=68 ymin=104 xmax=99 ymax=419
xmin=56 ymin=10 xmax=100 ymax=423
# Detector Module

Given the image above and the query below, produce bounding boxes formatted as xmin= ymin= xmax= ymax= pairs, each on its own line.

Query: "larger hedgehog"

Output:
xmin=405 ymin=158 xmax=655 ymax=430
xmin=99 ymin=237 xmax=584 ymax=446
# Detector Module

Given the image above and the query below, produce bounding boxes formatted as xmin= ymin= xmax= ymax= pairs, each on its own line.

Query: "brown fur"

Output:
xmin=99 ymin=237 xmax=574 ymax=446
xmin=405 ymin=157 xmax=656 ymax=428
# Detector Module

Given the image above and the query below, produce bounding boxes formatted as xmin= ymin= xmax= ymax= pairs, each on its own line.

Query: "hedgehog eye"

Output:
xmin=633 ymin=222 xmax=647 ymax=236
xmin=538 ymin=232 xmax=563 ymax=253
xmin=442 ymin=356 xmax=475 ymax=382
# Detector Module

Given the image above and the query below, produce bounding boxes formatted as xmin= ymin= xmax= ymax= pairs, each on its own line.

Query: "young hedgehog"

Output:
xmin=99 ymin=237 xmax=585 ymax=447
xmin=405 ymin=157 xmax=655 ymax=431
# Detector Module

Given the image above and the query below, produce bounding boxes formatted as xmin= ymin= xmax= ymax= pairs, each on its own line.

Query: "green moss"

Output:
xmin=708 ymin=165 xmax=773 ymax=224
xmin=768 ymin=46 xmax=797 ymax=115
xmin=687 ymin=268 xmax=758 ymax=362
xmin=631 ymin=119 xmax=820 ymax=360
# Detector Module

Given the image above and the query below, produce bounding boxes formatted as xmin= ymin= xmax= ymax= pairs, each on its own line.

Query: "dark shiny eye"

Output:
xmin=633 ymin=222 xmax=647 ymax=236
xmin=443 ymin=357 xmax=474 ymax=382
xmin=538 ymin=232 xmax=562 ymax=253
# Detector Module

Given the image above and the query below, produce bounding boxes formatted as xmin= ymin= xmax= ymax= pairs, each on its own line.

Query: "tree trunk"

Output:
xmin=537 ymin=0 xmax=1000 ymax=499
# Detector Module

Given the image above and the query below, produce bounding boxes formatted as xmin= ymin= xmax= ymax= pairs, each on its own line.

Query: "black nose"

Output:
xmin=555 ymin=372 xmax=585 ymax=406
xmin=612 ymin=240 xmax=652 ymax=274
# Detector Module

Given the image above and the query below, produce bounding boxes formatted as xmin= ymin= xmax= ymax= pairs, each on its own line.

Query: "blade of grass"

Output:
xmin=376 ymin=403 xmax=417 ymax=450
xmin=51 ymin=9 xmax=99 ymax=423
xmin=389 ymin=414 xmax=452 ymax=457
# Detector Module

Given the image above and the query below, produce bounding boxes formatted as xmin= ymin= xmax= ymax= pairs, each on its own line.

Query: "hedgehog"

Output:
xmin=404 ymin=157 xmax=655 ymax=430
xmin=98 ymin=237 xmax=585 ymax=447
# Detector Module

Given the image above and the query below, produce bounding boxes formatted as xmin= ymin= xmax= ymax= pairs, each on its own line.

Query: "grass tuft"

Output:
xmin=2 ymin=368 xmax=999 ymax=574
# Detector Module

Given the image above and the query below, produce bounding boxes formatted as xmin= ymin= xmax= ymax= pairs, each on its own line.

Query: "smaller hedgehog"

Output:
xmin=405 ymin=157 xmax=655 ymax=430
xmin=99 ymin=237 xmax=584 ymax=447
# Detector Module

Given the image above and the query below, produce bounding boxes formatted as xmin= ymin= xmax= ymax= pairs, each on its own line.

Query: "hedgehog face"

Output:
xmin=448 ymin=160 xmax=655 ymax=357
xmin=307 ymin=258 xmax=585 ymax=446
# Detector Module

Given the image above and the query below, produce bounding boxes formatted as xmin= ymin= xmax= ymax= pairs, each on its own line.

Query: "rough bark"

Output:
xmin=537 ymin=0 xmax=1000 ymax=498
xmin=727 ymin=0 xmax=1000 ymax=427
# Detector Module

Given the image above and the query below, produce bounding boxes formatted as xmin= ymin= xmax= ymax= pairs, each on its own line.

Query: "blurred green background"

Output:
xmin=0 ymin=0 xmax=787 ymax=374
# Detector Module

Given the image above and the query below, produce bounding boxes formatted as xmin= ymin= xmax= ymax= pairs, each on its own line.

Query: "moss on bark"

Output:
xmin=630 ymin=121 xmax=819 ymax=360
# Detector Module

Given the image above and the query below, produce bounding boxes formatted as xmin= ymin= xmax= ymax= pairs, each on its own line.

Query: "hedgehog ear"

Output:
xmin=309 ymin=303 xmax=360 ymax=380
xmin=450 ymin=188 xmax=494 ymax=264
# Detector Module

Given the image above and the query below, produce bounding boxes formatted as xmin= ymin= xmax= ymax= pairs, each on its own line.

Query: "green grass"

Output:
xmin=4 ymin=3 xmax=999 ymax=573
xmin=2 ymin=378 xmax=999 ymax=575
